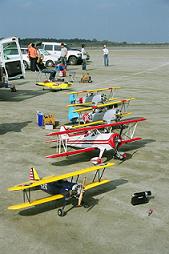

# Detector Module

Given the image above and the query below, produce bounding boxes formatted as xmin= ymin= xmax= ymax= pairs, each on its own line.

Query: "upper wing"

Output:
xmin=8 ymin=162 xmax=114 ymax=192
xmin=67 ymin=102 xmax=92 ymax=107
xmin=47 ymin=117 xmax=146 ymax=137
xmin=71 ymin=120 xmax=104 ymax=129
xmin=74 ymin=97 xmax=135 ymax=113
xmin=68 ymin=87 xmax=121 ymax=95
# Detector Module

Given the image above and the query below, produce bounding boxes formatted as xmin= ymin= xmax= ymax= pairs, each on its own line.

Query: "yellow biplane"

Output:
xmin=68 ymin=87 xmax=121 ymax=106
xmin=68 ymin=97 xmax=135 ymax=125
xmin=36 ymin=80 xmax=73 ymax=91
xmin=8 ymin=162 xmax=114 ymax=216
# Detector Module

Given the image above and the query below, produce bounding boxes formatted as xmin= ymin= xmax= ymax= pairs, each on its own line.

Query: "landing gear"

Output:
xmin=10 ymin=86 xmax=16 ymax=92
xmin=114 ymin=151 xmax=127 ymax=160
xmin=57 ymin=208 xmax=66 ymax=217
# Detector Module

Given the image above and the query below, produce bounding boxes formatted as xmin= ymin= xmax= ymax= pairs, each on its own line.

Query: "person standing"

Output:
xmin=60 ymin=42 xmax=68 ymax=68
xmin=102 ymin=45 xmax=109 ymax=66
xmin=81 ymin=44 xmax=87 ymax=70
xmin=28 ymin=43 xmax=38 ymax=71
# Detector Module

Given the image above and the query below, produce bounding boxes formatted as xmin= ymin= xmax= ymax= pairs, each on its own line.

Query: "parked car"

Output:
xmin=3 ymin=47 xmax=59 ymax=70
xmin=41 ymin=42 xmax=90 ymax=65
xmin=21 ymin=48 xmax=59 ymax=69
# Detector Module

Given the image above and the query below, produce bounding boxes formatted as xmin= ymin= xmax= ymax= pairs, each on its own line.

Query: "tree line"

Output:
xmin=18 ymin=38 xmax=169 ymax=48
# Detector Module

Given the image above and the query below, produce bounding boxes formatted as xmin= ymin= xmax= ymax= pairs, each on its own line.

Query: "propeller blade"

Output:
xmin=77 ymin=177 xmax=87 ymax=207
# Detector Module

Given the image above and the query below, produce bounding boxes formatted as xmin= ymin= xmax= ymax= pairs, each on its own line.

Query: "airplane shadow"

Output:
xmin=0 ymin=121 xmax=32 ymax=135
xmin=119 ymin=139 xmax=156 ymax=153
xmin=19 ymin=178 xmax=128 ymax=217
xmin=0 ymin=89 xmax=49 ymax=102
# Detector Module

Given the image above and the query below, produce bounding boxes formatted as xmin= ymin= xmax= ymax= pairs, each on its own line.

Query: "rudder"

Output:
xmin=29 ymin=167 xmax=40 ymax=181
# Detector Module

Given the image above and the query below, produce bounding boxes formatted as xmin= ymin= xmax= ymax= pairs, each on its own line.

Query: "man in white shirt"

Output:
xmin=60 ymin=42 xmax=68 ymax=67
xmin=102 ymin=45 xmax=109 ymax=66
xmin=81 ymin=44 xmax=87 ymax=70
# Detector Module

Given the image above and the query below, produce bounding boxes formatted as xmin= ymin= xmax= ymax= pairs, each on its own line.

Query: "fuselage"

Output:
xmin=40 ymin=180 xmax=78 ymax=195
xmin=64 ymin=132 xmax=120 ymax=151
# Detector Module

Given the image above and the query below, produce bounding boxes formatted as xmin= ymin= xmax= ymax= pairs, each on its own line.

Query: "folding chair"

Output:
xmin=36 ymin=65 xmax=50 ymax=82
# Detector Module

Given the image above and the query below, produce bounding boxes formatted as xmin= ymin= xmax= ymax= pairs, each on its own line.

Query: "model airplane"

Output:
xmin=8 ymin=163 xmax=114 ymax=216
xmin=68 ymin=87 xmax=121 ymax=106
xmin=36 ymin=80 xmax=72 ymax=91
xmin=46 ymin=117 xmax=146 ymax=164
xmin=67 ymin=98 xmax=135 ymax=124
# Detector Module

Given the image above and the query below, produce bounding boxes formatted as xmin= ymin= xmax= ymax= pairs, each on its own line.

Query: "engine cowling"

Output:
xmin=108 ymin=133 xmax=122 ymax=149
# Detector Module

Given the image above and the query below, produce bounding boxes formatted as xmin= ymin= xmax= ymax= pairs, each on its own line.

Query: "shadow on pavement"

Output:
xmin=0 ymin=89 xmax=49 ymax=102
xmin=19 ymin=178 xmax=128 ymax=216
xmin=0 ymin=121 xmax=32 ymax=135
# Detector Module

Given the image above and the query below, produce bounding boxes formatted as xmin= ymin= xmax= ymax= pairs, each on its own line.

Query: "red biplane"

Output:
xmin=46 ymin=117 xmax=146 ymax=164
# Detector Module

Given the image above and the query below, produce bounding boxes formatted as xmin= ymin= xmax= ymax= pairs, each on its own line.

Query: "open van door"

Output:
xmin=0 ymin=36 xmax=25 ymax=82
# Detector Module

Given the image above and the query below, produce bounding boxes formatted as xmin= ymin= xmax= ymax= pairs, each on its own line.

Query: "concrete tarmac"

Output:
xmin=0 ymin=47 xmax=169 ymax=254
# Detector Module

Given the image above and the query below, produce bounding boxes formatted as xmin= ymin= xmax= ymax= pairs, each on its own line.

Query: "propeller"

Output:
xmin=77 ymin=177 xmax=87 ymax=207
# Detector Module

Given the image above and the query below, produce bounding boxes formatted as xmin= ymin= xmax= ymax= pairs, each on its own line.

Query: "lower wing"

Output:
xmin=8 ymin=194 xmax=64 ymax=210
xmin=121 ymin=137 xmax=142 ymax=145
xmin=46 ymin=147 xmax=97 ymax=159
xmin=85 ymin=179 xmax=110 ymax=191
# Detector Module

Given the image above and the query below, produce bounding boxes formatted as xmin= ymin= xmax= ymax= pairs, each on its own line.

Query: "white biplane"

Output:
xmin=46 ymin=117 xmax=146 ymax=164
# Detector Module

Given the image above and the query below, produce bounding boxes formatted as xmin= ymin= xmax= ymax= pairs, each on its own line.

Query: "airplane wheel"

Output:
xmin=57 ymin=208 xmax=65 ymax=217
xmin=83 ymin=202 xmax=89 ymax=208
xmin=72 ymin=197 xmax=78 ymax=207
xmin=11 ymin=87 xmax=16 ymax=92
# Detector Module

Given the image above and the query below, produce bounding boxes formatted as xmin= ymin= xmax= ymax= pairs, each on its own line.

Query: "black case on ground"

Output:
xmin=131 ymin=191 xmax=151 ymax=206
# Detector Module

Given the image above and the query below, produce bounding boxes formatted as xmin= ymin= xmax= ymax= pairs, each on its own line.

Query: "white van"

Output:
xmin=41 ymin=42 xmax=83 ymax=65
xmin=0 ymin=37 xmax=25 ymax=81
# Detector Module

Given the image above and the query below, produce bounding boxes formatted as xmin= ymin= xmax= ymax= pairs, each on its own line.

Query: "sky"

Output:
xmin=0 ymin=0 xmax=169 ymax=42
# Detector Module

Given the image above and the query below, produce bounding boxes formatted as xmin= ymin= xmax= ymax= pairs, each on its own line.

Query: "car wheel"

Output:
xmin=23 ymin=60 xmax=29 ymax=70
xmin=68 ymin=56 xmax=77 ymax=65
xmin=46 ymin=60 xmax=54 ymax=67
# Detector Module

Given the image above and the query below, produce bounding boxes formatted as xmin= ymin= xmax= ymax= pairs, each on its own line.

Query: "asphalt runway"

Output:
xmin=1 ymin=47 xmax=169 ymax=254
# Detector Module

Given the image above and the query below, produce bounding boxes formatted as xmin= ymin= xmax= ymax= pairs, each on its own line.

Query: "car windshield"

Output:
xmin=39 ymin=49 xmax=50 ymax=55
xmin=3 ymin=42 xmax=19 ymax=60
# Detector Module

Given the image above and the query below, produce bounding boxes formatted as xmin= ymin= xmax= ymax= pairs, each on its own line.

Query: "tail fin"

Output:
xmin=60 ymin=125 xmax=70 ymax=140
xmin=29 ymin=167 xmax=40 ymax=181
